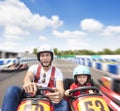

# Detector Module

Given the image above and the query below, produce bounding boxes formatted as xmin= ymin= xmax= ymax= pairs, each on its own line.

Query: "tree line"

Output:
xmin=31 ymin=48 xmax=120 ymax=56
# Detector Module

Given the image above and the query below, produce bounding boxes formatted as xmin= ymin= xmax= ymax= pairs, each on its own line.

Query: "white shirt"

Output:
xmin=28 ymin=64 xmax=63 ymax=87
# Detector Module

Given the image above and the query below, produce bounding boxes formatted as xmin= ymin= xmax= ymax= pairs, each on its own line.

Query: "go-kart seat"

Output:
xmin=112 ymin=78 xmax=120 ymax=93
xmin=63 ymin=78 xmax=74 ymax=90
xmin=90 ymin=79 xmax=95 ymax=86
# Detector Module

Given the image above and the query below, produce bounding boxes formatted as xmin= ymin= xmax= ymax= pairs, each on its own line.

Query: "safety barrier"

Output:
xmin=59 ymin=56 xmax=120 ymax=75
xmin=0 ymin=56 xmax=120 ymax=75
xmin=0 ymin=57 xmax=37 ymax=65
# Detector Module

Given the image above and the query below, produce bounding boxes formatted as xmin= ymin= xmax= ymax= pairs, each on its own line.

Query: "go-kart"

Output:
xmin=64 ymin=78 xmax=110 ymax=111
xmin=98 ymin=75 xmax=120 ymax=111
xmin=0 ymin=61 xmax=14 ymax=71
xmin=17 ymin=87 xmax=55 ymax=111
xmin=1 ymin=62 xmax=28 ymax=72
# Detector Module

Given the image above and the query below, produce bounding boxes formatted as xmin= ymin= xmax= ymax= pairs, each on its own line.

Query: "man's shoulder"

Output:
xmin=29 ymin=64 xmax=39 ymax=69
xmin=52 ymin=66 xmax=62 ymax=72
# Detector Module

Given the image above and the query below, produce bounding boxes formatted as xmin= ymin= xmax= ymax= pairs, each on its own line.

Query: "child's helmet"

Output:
xmin=73 ymin=65 xmax=91 ymax=81
xmin=37 ymin=47 xmax=54 ymax=61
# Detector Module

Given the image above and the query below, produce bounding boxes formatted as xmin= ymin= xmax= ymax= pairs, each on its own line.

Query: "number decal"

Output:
xmin=84 ymin=101 xmax=94 ymax=111
xmin=24 ymin=104 xmax=31 ymax=110
xmin=35 ymin=104 xmax=44 ymax=111
xmin=23 ymin=104 xmax=44 ymax=111
xmin=95 ymin=100 xmax=105 ymax=111
xmin=18 ymin=100 xmax=51 ymax=111
xmin=77 ymin=97 xmax=110 ymax=111
xmin=84 ymin=100 xmax=106 ymax=111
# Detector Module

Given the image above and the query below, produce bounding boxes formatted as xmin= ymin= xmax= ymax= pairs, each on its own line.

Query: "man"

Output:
xmin=1 ymin=47 xmax=69 ymax=111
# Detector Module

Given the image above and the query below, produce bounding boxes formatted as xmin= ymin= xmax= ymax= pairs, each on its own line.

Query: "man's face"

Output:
xmin=40 ymin=52 xmax=51 ymax=67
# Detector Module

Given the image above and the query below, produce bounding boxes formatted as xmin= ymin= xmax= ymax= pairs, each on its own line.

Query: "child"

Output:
xmin=65 ymin=65 xmax=93 ymax=97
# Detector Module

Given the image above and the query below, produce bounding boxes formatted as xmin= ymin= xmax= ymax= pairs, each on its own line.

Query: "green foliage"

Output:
xmin=52 ymin=48 xmax=120 ymax=55
xmin=32 ymin=48 xmax=37 ymax=55
xmin=30 ymin=48 xmax=120 ymax=55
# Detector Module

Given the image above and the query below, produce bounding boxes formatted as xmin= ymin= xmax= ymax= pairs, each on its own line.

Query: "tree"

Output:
xmin=53 ymin=48 xmax=59 ymax=55
xmin=33 ymin=48 xmax=37 ymax=55
xmin=102 ymin=48 xmax=113 ymax=54
xmin=114 ymin=48 xmax=120 ymax=54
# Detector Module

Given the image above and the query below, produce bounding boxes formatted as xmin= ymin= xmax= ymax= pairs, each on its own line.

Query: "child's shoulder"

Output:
xmin=70 ymin=82 xmax=78 ymax=89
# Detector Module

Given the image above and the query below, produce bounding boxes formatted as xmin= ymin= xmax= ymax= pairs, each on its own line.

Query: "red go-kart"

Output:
xmin=1 ymin=62 xmax=28 ymax=72
xmin=64 ymin=78 xmax=110 ymax=111
xmin=98 ymin=75 xmax=120 ymax=111
xmin=17 ymin=87 xmax=55 ymax=111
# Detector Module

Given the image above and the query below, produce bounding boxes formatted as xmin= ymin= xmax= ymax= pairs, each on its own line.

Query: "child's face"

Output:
xmin=77 ymin=75 xmax=88 ymax=85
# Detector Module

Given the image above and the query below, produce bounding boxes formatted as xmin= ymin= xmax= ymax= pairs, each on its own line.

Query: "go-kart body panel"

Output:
xmin=69 ymin=94 xmax=110 ymax=111
xmin=17 ymin=87 xmax=55 ymax=111
xmin=98 ymin=75 xmax=120 ymax=111
xmin=63 ymin=78 xmax=110 ymax=111
xmin=100 ymin=86 xmax=120 ymax=105
xmin=17 ymin=98 xmax=54 ymax=111
xmin=101 ymin=91 xmax=120 ymax=111
xmin=99 ymin=85 xmax=120 ymax=111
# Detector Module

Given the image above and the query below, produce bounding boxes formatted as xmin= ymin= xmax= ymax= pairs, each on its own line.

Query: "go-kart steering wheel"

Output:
xmin=21 ymin=87 xmax=55 ymax=99
xmin=69 ymin=86 xmax=99 ymax=99
xmin=36 ymin=87 xmax=55 ymax=95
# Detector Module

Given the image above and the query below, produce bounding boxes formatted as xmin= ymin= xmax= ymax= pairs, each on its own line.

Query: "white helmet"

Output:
xmin=37 ymin=47 xmax=54 ymax=61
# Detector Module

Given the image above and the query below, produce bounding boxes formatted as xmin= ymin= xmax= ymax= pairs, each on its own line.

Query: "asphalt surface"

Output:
xmin=0 ymin=59 xmax=110 ymax=107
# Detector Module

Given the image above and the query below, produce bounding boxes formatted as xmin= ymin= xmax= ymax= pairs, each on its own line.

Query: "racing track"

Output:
xmin=0 ymin=59 xmax=111 ymax=107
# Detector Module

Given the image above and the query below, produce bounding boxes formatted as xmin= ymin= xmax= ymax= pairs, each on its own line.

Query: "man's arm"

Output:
xmin=23 ymin=71 xmax=37 ymax=95
xmin=23 ymin=71 xmax=34 ymax=84
xmin=56 ymin=80 xmax=65 ymax=98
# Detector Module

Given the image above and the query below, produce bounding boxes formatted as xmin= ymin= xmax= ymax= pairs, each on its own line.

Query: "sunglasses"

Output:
xmin=42 ymin=73 xmax=46 ymax=83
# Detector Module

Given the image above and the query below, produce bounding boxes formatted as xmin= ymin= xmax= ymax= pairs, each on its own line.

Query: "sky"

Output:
xmin=0 ymin=0 xmax=120 ymax=53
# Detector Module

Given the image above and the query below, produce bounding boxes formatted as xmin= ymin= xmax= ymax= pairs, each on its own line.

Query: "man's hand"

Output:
xmin=45 ymin=88 xmax=63 ymax=103
xmin=23 ymin=82 xmax=37 ymax=95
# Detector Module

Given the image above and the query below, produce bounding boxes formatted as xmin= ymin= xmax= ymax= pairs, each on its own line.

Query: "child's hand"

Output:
xmin=65 ymin=89 xmax=71 ymax=96
xmin=89 ymin=90 xmax=94 ymax=94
